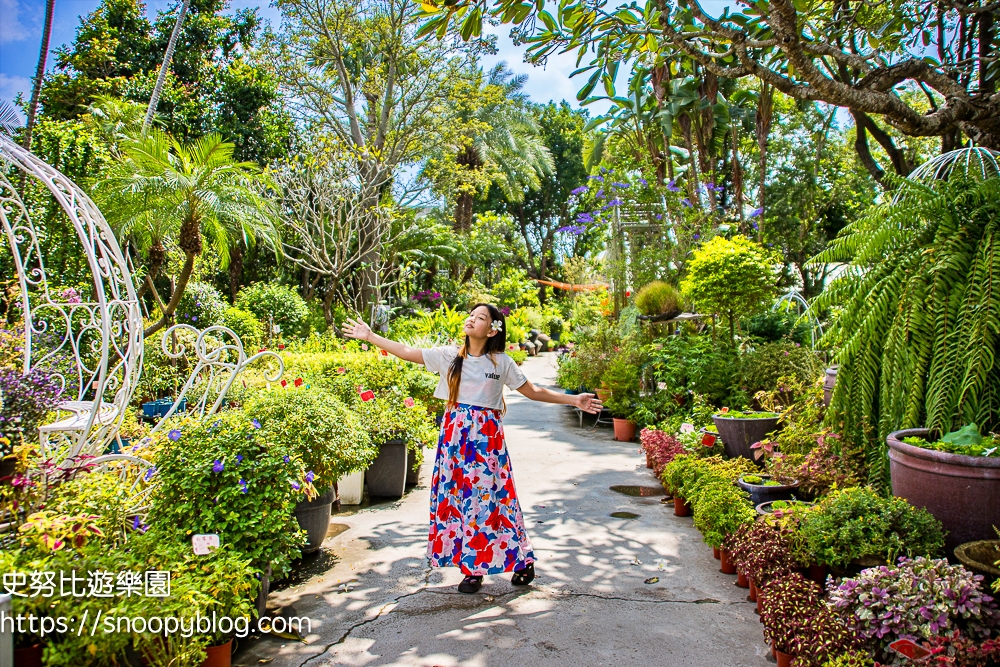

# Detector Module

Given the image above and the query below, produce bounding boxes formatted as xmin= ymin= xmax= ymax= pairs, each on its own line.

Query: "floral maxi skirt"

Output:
xmin=427 ymin=403 xmax=535 ymax=575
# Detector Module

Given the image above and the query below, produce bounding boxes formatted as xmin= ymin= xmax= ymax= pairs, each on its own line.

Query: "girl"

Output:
xmin=342 ymin=303 xmax=601 ymax=593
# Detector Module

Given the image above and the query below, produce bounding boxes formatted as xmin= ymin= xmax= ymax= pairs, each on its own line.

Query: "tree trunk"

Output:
xmin=454 ymin=192 xmax=474 ymax=233
xmin=229 ymin=242 xmax=244 ymax=301
xmin=22 ymin=0 xmax=55 ymax=153
xmin=144 ymin=0 xmax=191 ymax=132
xmin=322 ymin=285 xmax=337 ymax=325
xmin=755 ymin=83 xmax=774 ymax=216
xmin=144 ymin=250 xmax=195 ymax=337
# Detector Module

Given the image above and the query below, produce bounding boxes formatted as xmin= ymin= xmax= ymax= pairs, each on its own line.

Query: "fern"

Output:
xmin=812 ymin=170 xmax=1000 ymax=485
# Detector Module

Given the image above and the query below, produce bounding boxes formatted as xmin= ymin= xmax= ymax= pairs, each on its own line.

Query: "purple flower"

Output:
xmin=681 ymin=198 xmax=692 ymax=207
xmin=144 ymin=466 xmax=156 ymax=482
xmin=305 ymin=470 xmax=315 ymax=483
xmin=283 ymin=455 xmax=290 ymax=463
xmin=500 ymin=307 xmax=511 ymax=316
xmin=239 ymin=478 xmax=248 ymax=494
xmin=291 ymin=480 xmax=301 ymax=491
xmin=639 ymin=178 xmax=648 ymax=187
xmin=167 ymin=429 xmax=182 ymax=441
xmin=570 ymin=186 xmax=588 ymax=195
xmin=666 ymin=180 xmax=681 ymax=192
xmin=693 ymin=233 xmax=700 ymax=239
xmin=589 ymin=175 xmax=604 ymax=182
xmin=595 ymin=189 xmax=604 ymax=199
xmin=133 ymin=516 xmax=141 ymax=530
xmin=749 ymin=207 xmax=764 ymax=218
xmin=192 ymin=316 xmax=198 ymax=322
xmin=251 ymin=418 xmax=261 ymax=429
xmin=576 ymin=212 xmax=594 ymax=224
xmin=611 ymin=182 xmax=629 ymax=189
xmin=557 ymin=225 xmax=588 ymax=235
xmin=236 ymin=454 xmax=244 ymax=464
xmin=212 ymin=459 xmax=224 ymax=473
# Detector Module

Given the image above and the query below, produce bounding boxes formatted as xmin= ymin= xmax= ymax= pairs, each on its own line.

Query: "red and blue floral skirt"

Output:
xmin=427 ymin=403 xmax=535 ymax=575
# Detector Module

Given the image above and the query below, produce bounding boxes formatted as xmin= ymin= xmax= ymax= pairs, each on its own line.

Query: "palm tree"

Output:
xmin=448 ymin=63 xmax=554 ymax=232
xmin=144 ymin=0 xmax=191 ymax=132
xmin=22 ymin=0 xmax=55 ymax=152
xmin=93 ymin=130 xmax=278 ymax=336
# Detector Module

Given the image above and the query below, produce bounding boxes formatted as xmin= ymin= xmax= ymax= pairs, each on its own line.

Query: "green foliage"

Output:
xmin=223 ymin=306 xmax=264 ymax=349
xmin=236 ymin=282 xmax=309 ymax=339
xmin=691 ymin=478 xmax=756 ymax=548
xmin=648 ymin=335 xmax=746 ymax=407
xmin=243 ymin=387 xmax=377 ymax=490
xmin=798 ymin=487 xmax=945 ymax=567
xmin=902 ymin=423 xmax=1000 ymax=458
xmin=634 ymin=281 xmax=681 ymax=317
xmin=681 ymin=235 xmax=780 ymax=344
xmin=491 ymin=266 xmax=541 ymax=309
xmin=737 ymin=341 xmax=824 ymax=397
xmin=814 ymin=173 xmax=1000 ymax=484
xmin=508 ymin=348 xmax=528 ymax=364
xmin=820 ymin=652 xmax=877 ymax=667
xmin=176 ymin=281 xmax=227 ymax=328
xmin=601 ymin=343 xmax=643 ymax=419
xmin=149 ymin=412 xmax=307 ymax=578
xmin=743 ymin=308 xmax=813 ymax=345
xmin=354 ymin=397 xmax=438 ymax=457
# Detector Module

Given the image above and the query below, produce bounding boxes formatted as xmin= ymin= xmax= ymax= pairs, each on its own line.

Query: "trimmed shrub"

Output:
xmin=634 ymin=281 xmax=681 ymax=317
xmin=236 ymin=283 xmax=308 ymax=339
xmin=223 ymin=306 xmax=264 ymax=349
xmin=175 ymin=281 xmax=226 ymax=328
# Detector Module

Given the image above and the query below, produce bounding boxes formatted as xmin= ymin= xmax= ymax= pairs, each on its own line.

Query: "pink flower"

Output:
xmin=337 ymin=367 xmax=346 ymax=374
xmin=361 ymin=343 xmax=369 ymax=351
xmin=404 ymin=397 xmax=415 ymax=408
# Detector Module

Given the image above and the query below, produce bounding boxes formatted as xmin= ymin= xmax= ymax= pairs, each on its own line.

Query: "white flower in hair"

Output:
xmin=490 ymin=319 xmax=503 ymax=332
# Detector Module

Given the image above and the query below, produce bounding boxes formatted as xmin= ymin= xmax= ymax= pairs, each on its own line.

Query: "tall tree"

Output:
xmin=276 ymin=0 xmax=466 ymax=316
xmin=144 ymin=0 xmax=190 ymax=131
xmin=478 ymin=102 xmax=587 ymax=299
xmin=22 ymin=0 xmax=56 ymax=152
xmin=93 ymin=130 xmax=278 ymax=335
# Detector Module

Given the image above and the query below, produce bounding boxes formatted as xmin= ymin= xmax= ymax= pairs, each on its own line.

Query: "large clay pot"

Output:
xmin=711 ymin=414 xmax=780 ymax=464
xmin=673 ymin=497 xmax=690 ymax=517
xmin=737 ymin=474 xmax=800 ymax=507
xmin=736 ymin=570 xmax=749 ymax=588
xmin=366 ymin=438 xmax=408 ymax=498
xmin=200 ymin=639 xmax=233 ymax=667
xmin=823 ymin=366 xmax=838 ymax=406
xmin=293 ymin=486 xmax=335 ymax=554
xmin=887 ymin=428 xmax=1000 ymax=556
xmin=954 ymin=540 xmax=1000 ymax=586
xmin=595 ymin=388 xmax=610 ymax=402
xmin=612 ymin=418 xmax=636 ymax=442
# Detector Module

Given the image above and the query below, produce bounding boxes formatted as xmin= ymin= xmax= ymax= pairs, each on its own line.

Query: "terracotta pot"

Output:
xmin=673 ymin=496 xmax=690 ymax=517
xmin=645 ymin=451 xmax=653 ymax=469
xmin=736 ymin=570 xmax=749 ymax=588
xmin=595 ymin=388 xmax=610 ymax=402
xmin=775 ymin=648 xmax=795 ymax=667
xmin=712 ymin=546 xmax=721 ymax=560
xmin=711 ymin=414 xmax=781 ymax=464
xmin=748 ymin=578 xmax=758 ymax=602
xmin=612 ymin=418 xmax=637 ymax=442
xmin=808 ymin=563 xmax=829 ymax=589
xmin=15 ymin=643 xmax=43 ymax=667
xmin=720 ymin=549 xmax=737 ymax=574
xmin=756 ymin=594 xmax=762 ymax=615
xmin=887 ymin=428 xmax=1000 ymax=556
xmin=200 ymin=639 xmax=233 ymax=667
xmin=771 ymin=644 xmax=776 ymax=659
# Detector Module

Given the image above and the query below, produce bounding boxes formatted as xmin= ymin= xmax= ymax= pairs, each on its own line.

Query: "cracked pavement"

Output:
xmin=234 ymin=354 xmax=772 ymax=667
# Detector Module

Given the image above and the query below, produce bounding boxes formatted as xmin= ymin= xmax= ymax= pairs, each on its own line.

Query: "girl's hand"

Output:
xmin=576 ymin=393 xmax=602 ymax=414
xmin=341 ymin=317 xmax=372 ymax=341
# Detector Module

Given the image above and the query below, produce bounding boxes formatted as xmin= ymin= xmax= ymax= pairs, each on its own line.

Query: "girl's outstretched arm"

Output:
xmin=341 ymin=318 xmax=425 ymax=365
xmin=517 ymin=380 xmax=603 ymax=414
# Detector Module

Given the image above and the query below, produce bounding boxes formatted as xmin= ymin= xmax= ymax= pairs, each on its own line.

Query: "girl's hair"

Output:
xmin=447 ymin=303 xmax=507 ymax=406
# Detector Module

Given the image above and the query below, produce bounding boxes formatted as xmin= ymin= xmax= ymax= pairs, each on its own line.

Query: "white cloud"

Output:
xmin=0 ymin=73 xmax=31 ymax=118
xmin=0 ymin=0 xmax=32 ymax=44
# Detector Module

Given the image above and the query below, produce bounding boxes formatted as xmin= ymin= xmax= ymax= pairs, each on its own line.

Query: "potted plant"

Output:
xmin=797 ymin=487 xmax=945 ymax=570
xmin=710 ymin=408 xmax=781 ymax=462
xmin=728 ymin=521 xmax=795 ymax=597
xmin=886 ymin=424 xmax=1000 ymax=556
xmin=737 ymin=473 xmax=800 ymax=507
xmin=690 ymin=478 xmax=755 ymax=570
xmin=358 ymin=396 xmax=437 ymax=499
xmin=601 ymin=344 xmax=642 ymax=442
xmin=759 ymin=573 xmax=822 ymax=667
xmin=639 ymin=428 xmax=685 ymax=477
xmin=828 ymin=556 xmax=1000 ymax=661
xmin=954 ymin=538 xmax=1000 ymax=586
xmin=244 ymin=387 xmax=376 ymax=553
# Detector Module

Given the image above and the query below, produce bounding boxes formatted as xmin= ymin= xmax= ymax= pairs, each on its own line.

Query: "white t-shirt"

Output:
xmin=421 ymin=346 xmax=528 ymax=410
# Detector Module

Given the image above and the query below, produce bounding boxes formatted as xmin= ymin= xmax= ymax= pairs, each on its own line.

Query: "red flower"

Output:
xmin=280 ymin=379 xmax=287 ymax=388
xmin=294 ymin=378 xmax=303 ymax=387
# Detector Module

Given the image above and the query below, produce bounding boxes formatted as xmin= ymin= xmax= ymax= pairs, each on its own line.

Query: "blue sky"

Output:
xmin=0 ymin=0 xmax=730 ymax=120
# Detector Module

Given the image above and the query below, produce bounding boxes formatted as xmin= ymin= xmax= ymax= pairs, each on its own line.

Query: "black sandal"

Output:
xmin=457 ymin=575 xmax=483 ymax=594
xmin=511 ymin=563 xmax=535 ymax=586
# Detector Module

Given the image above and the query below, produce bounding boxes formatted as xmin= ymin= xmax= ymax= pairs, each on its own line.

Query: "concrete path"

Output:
xmin=235 ymin=354 xmax=772 ymax=667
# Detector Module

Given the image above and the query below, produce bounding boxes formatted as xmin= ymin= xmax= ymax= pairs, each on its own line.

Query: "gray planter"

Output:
xmin=254 ymin=564 xmax=271 ymax=621
xmin=711 ymin=414 xmax=781 ymax=464
xmin=366 ymin=438 xmax=408 ymax=498
xmin=293 ymin=486 xmax=335 ymax=554
xmin=405 ymin=448 xmax=420 ymax=486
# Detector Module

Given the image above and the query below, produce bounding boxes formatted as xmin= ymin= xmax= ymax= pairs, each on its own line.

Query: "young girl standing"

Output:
xmin=342 ymin=303 xmax=601 ymax=593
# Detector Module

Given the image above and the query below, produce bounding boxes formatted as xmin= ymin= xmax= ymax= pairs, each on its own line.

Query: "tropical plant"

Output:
xmin=600 ymin=343 xmax=643 ymax=419
xmin=798 ymin=487 xmax=945 ymax=567
xmin=814 ymin=166 xmax=1000 ymax=484
xmin=93 ymin=130 xmax=278 ymax=336
xmin=680 ymin=235 xmax=781 ymax=344
xmin=828 ymin=556 xmax=1000 ymax=660
xmin=21 ymin=0 xmax=56 ymax=153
